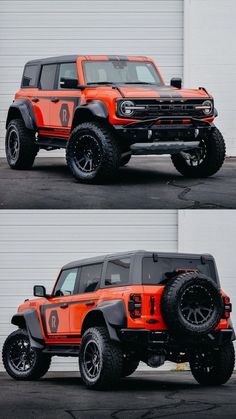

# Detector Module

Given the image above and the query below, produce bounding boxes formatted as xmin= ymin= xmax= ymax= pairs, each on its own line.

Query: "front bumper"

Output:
xmin=114 ymin=116 xmax=214 ymax=153
xmin=119 ymin=328 xmax=235 ymax=350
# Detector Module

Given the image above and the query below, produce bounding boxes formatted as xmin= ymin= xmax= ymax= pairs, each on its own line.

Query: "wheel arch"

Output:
xmin=6 ymin=99 xmax=37 ymax=131
xmin=11 ymin=310 xmax=44 ymax=349
xmin=81 ymin=300 xmax=127 ymax=342
xmin=71 ymin=100 xmax=109 ymax=131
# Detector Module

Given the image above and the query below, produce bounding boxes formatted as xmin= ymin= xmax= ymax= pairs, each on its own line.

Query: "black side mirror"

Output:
xmin=34 ymin=285 xmax=46 ymax=298
xmin=59 ymin=77 xmax=78 ymax=89
xmin=170 ymin=78 xmax=182 ymax=89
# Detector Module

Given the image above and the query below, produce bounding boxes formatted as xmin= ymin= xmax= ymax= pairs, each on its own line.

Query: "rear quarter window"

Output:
xmin=22 ymin=65 xmax=38 ymax=87
xmin=105 ymin=258 xmax=130 ymax=287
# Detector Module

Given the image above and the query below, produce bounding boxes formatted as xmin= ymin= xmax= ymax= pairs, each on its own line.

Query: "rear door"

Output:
xmin=69 ymin=263 xmax=103 ymax=335
xmin=43 ymin=268 xmax=78 ymax=337
xmin=34 ymin=64 xmax=58 ymax=128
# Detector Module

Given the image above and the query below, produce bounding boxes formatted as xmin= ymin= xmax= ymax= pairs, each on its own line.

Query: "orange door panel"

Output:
xmin=43 ymin=297 xmax=72 ymax=336
xmin=49 ymin=92 xmax=80 ymax=130
xmin=69 ymin=293 xmax=99 ymax=335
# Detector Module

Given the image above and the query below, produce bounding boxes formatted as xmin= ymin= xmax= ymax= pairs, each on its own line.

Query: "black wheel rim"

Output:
xmin=180 ymin=285 xmax=215 ymax=325
xmin=8 ymin=337 xmax=36 ymax=372
xmin=183 ymin=138 xmax=207 ymax=167
xmin=83 ymin=340 xmax=101 ymax=379
xmin=74 ymin=134 xmax=102 ymax=173
xmin=8 ymin=129 xmax=20 ymax=161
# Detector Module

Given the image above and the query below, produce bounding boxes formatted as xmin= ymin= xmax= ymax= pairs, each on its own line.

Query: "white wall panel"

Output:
xmin=0 ymin=0 xmax=183 ymax=156
xmin=184 ymin=0 xmax=236 ymax=156
xmin=0 ymin=209 xmax=178 ymax=371
xmin=178 ymin=210 xmax=236 ymax=351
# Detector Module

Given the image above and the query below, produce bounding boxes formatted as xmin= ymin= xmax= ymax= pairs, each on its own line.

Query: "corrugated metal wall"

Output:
xmin=0 ymin=209 xmax=178 ymax=371
xmin=0 ymin=0 xmax=184 ymax=156
xmin=184 ymin=0 xmax=236 ymax=156
xmin=178 ymin=210 xmax=236 ymax=343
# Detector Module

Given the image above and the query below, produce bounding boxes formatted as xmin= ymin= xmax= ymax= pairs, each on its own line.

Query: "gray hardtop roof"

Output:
xmin=26 ymin=55 xmax=81 ymax=66
xmin=62 ymin=250 xmax=214 ymax=270
xmin=25 ymin=55 xmax=137 ymax=66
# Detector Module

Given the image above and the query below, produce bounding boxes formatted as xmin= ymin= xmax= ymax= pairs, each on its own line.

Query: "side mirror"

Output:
xmin=170 ymin=78 xmax=182 ymax=89
xmin=34 ymin=285 xmax=46 ymax=298
xmin=59 ymin=77 xmax=78 ymax=89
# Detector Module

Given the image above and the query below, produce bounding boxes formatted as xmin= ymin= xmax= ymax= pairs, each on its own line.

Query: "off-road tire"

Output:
xmin=171 ymin=127 xmax=225 ymax=177
xmin=120 ymin=154 xmax=131 ymax=167
xmin=2 ymin=329 xmax=51 ymax=380
xmin=190 ymin=342 xmax=235 ymax=385
xmin=66 ymin=122 xmax=120 ymax=183
xmin=79 ymin=327 xmax=123 ymax=390
xmin=5 ymin=119 xmax=37 ymax=169
xmin=122 ymin=357 xmax=139 ymax=377
xmin=161 ymin=272 xmax=223 ymax=336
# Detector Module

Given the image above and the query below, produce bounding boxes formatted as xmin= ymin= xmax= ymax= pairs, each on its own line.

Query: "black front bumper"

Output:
xmin=119 ymin=328 xmax=235 ymax=350
xmin=114 ymin=117 xmax=214 ymax=154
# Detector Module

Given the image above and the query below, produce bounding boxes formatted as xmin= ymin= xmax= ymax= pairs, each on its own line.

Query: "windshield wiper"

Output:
xmin=87 ymin=81 xmax=116 ymax=85
xmin=122 ymin=82 xmax=158 ymax=85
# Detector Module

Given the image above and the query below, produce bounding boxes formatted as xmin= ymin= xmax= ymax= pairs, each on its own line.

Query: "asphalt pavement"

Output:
xmin=0 ymin=371 xmax=235 ymax=419
xmin=0 ymin=156 xmax=236 ymax=209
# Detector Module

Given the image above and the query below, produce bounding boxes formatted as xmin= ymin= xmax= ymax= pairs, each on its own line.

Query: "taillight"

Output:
xmin=223 ymin=296 xmax=232 ymax=319
xmin=128 ymin=294 xmax=142 ymax=318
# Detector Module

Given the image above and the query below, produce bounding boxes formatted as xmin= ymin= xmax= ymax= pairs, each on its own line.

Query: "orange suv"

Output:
xmin=5 ymin=55 xmax=225 ymax=183
xmin=2 ymin=250 xmax=235 ymax=390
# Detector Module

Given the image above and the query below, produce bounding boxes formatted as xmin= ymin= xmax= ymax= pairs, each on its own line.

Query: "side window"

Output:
xmin=22 ymin=65 xmax=38 ymax=87
xmin=79 ymin=263 xmax=103 ymax=294
xmin=54 ymin=269 xmax=78 ymax=296
xmin=39 ymin=64 xmax=57 ymax=90
xmin=105 ymin=258 xmax=130 ymax=287
xmin=58 ymin=62 xmax=78 ymax=88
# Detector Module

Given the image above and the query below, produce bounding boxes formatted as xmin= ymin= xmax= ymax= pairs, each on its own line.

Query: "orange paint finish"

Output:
xmin=14 ymin=55 xmax=215 ymax=140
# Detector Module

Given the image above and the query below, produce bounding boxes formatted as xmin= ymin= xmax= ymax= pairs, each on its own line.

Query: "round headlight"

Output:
xmin=202 ymin=100 xmax=213 ymax=115
xmin=120 ymin=100 xmax=135 ymax=116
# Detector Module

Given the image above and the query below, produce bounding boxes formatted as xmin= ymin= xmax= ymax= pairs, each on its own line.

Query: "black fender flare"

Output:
xmin=11 ymin=309 xmax=44 ymax=349
xmin=6 ymin=99 xmax=37 ymax=131
xmin=81 ymin=300 xmax=127 ymax=342
xmin=71 ymin=100 xmax=109 ymax=129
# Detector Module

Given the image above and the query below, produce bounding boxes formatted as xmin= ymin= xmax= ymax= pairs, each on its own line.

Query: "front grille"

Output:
xmin=119 ymin=99 xmax=212 ymax=119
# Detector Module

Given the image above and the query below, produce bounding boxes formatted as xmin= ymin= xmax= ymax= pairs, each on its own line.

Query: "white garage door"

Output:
xmin=0 ymin=209 xmax=178 ymax=371
xmin=184 ymin=0 xmax=236 ymax=156
xmin=178 ymin=210 xmax=236 ymax=343
xmin=0 ymin=0 xmax=184 ymax=157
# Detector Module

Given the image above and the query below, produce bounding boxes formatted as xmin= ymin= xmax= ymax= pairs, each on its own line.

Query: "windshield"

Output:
xmin=83 ymin=60 xmax=163 ymax=85
xmin=142 ymin=257 xmax=217 ymax=285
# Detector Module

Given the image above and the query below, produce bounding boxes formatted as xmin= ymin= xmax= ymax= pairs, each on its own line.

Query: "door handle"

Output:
xmin=51 ymin=97 xmax=59 ymax=103
xmin=32 ymin=97 xmax=39 ymax=103
xmin=86 ymin=301 xmax=95 ymax=307
xmin=60 ymin=303 xmax=69 ymax=309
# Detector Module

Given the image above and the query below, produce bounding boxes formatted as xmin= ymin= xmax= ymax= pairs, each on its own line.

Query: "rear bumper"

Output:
xmin=119 ymin=328 xmax=235 ymax=350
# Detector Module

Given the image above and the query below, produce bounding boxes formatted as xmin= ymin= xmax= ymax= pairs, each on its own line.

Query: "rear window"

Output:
xmin=142 ymin=257 xmax=216 ymax=285
xmin=22 ymin=65 xmax=38 ymax=87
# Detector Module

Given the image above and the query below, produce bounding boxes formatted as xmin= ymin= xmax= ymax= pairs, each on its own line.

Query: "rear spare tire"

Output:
xmin=161 ymin=272 xmax=223 ymax=336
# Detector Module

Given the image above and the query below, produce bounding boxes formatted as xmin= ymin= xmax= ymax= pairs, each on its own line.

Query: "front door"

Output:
xmin=49 ymin=62 xmax=80 ymax=135
xmin=43 ymin=268 xmax=78 ymax=337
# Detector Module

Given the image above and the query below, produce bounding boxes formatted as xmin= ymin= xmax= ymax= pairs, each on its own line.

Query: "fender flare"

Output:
xmin=81 ymin=300 xmax=127 ymax=342
xmin=71 ymin=100 xmax=109 ymax=129
xmin=6 ymin=99 xmax=37 ymax=131
xmin=11 ymin=309 xmax=44 ymax=349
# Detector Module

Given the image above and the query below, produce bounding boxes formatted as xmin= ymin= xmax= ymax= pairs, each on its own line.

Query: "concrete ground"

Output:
xmin=0 ymin=371 xmax=235 ymax=418
xmin=0 ymin=156 xmax=236 ymax=209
